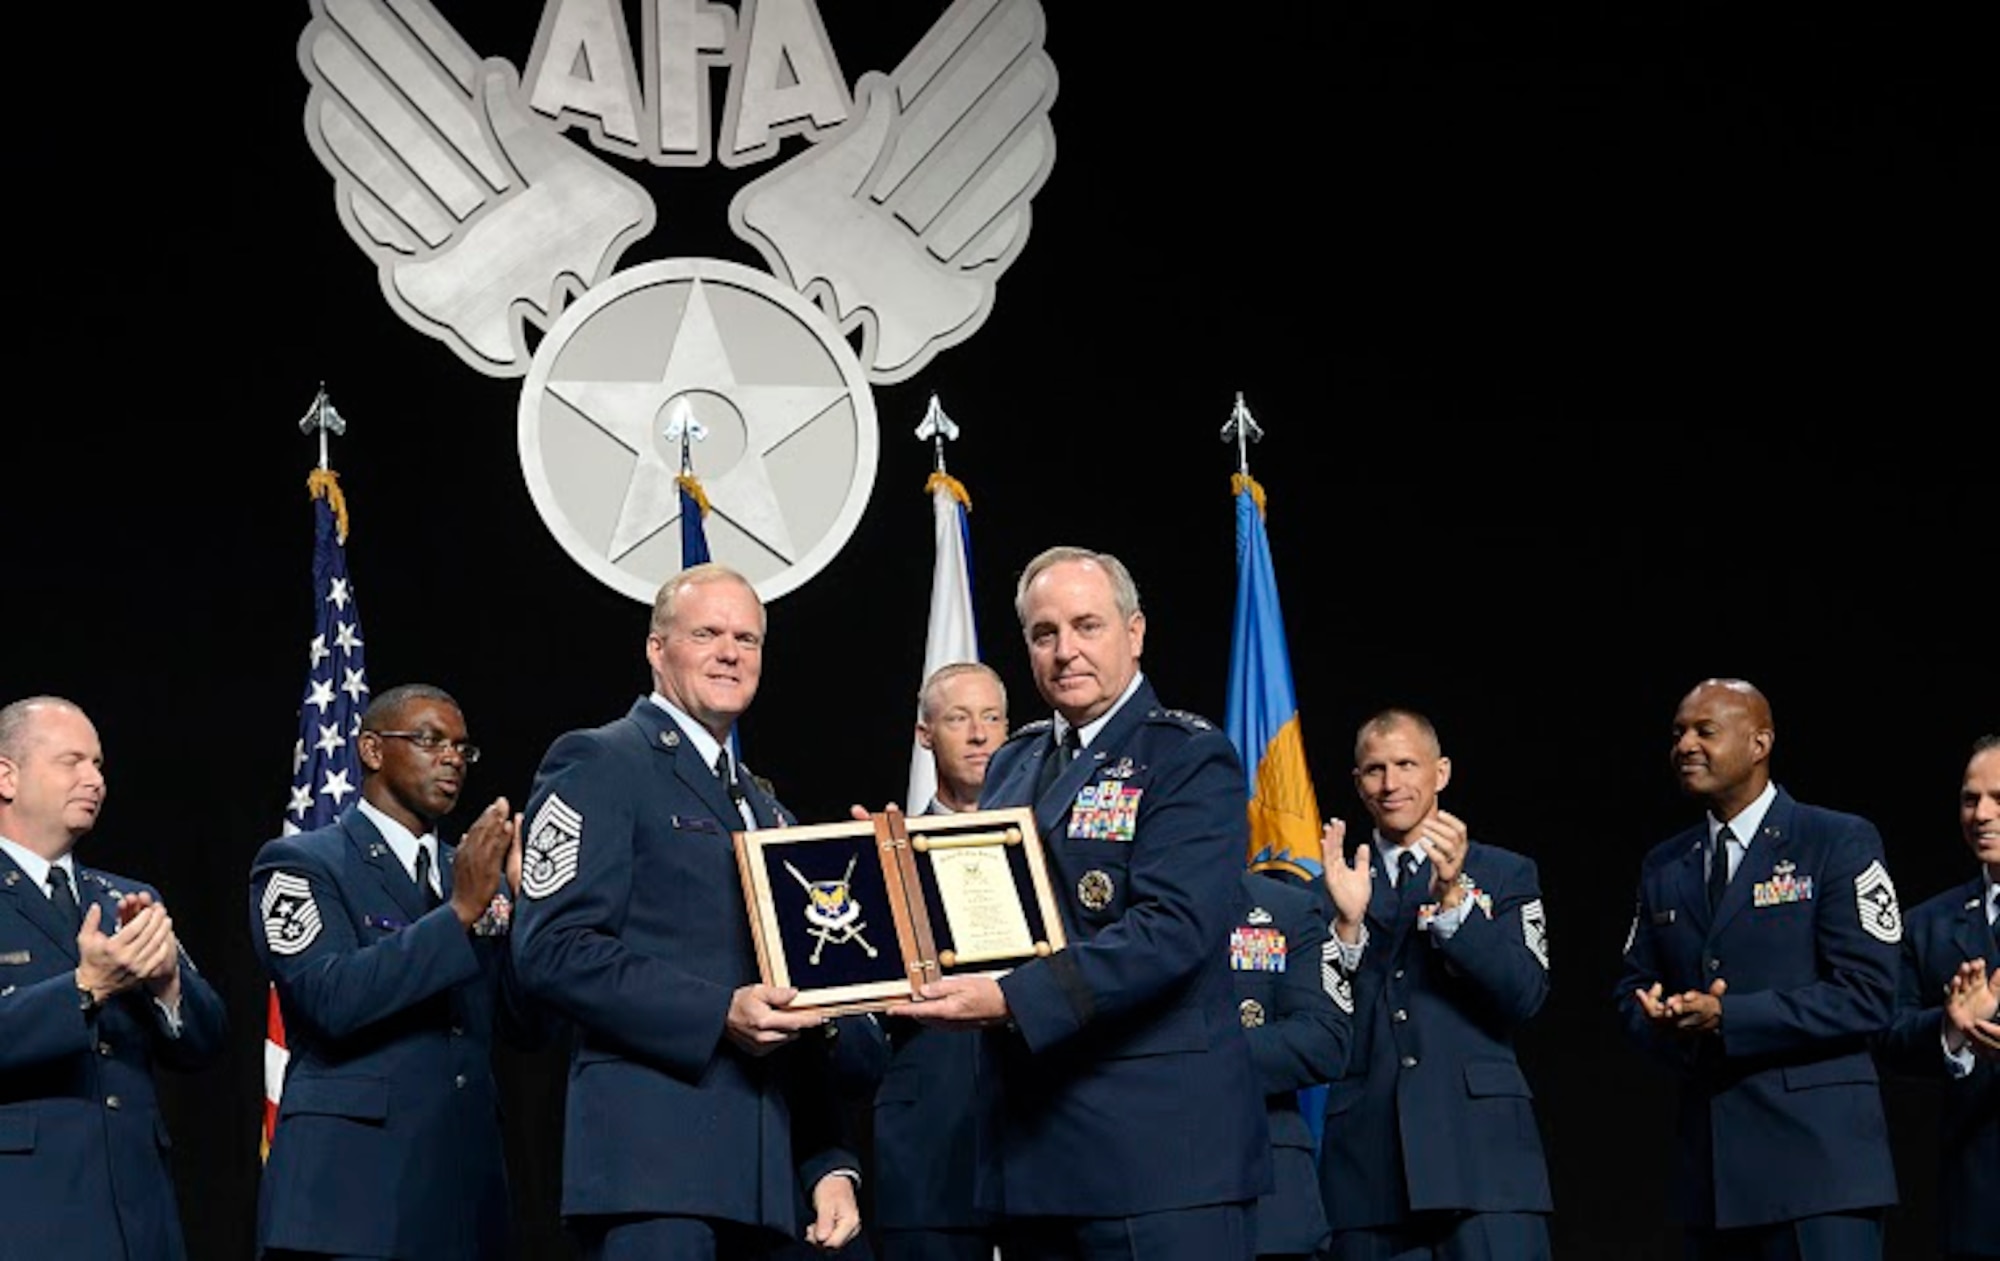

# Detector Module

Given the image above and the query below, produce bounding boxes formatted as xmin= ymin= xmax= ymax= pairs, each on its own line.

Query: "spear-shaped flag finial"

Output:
xmin=298 ymin=383 xmax=347 ymax=471
xmin=1220 ymin=390 xmax=1263 ymax=477
xmin=664 ymin=396 xmax=709 ymax=475
xmin=914 ymin=393 xmax=960 ymax=474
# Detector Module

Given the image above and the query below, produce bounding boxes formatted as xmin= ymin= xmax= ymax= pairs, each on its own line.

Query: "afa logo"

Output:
xmin=298 ymin=0 xmax=1057 ymax=601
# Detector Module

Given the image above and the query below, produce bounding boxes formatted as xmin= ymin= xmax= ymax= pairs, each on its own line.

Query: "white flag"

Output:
xmin=906 ymin=475 xmax=979 ymax=812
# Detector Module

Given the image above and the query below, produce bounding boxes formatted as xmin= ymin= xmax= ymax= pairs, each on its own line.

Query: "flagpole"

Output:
xmin=907 ymin=393 xmax=978 ymax=814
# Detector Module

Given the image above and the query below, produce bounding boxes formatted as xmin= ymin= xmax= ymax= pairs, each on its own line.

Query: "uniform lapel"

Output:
xmin=1955 ymin=876 xmax=1995 ymax=966
xmin=1712 ymin=793 xmax=1796 ymax=937
xmin=0 ymin=856 xmax=80 ymax=960
xmin=626 ymin=700 xmax=742 ymax=828
xmin=1673 ymin=834 xmax=1710 ymax=931
xmin=1034 ymin=682 xmax=1154 ymax=841
xmin=344 ymin=810 xmax=426 ymax=924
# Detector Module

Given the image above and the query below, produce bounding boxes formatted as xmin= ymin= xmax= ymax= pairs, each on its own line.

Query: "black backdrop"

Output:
xmin=8 ymin=3 xmax=1987 ymax=1258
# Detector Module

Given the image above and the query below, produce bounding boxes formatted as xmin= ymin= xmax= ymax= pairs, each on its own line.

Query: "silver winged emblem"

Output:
xmin=299 ymin=0 xmax=656 ymax=376
xmin=729 ymin=0 xmax=1059 ymax=384
xmin=300 ymin=0 xmax=1057 ymax=602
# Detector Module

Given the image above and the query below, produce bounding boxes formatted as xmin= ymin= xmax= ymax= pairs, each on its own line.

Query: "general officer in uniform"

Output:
xmin=1618 ymin=678 xmax=1901 ymax=1260
xmin=1231 ymin=869 xmax=1350 ymax=1261
xmin=888 ymin=545 xmax=1270 ymax=1261
xmin=1875 ymin=733 xmax=1999 ymax=1261
xmin=249 ymin=683 xmax=544 ymax=1260
xmin=1315 ymin=708 xmax=1555 ymax=1261
xmin=0 ymin=694 xmax=227 ymax=1261
xmin=511 ymin=562 xmax=863 ymax=1260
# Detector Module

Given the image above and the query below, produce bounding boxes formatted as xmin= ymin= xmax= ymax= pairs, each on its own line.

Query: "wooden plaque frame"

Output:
xmin=734 ymin=805 xmax=1067 ymax=1015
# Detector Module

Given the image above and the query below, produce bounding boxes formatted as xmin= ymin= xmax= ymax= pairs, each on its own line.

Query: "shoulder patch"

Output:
xmin=1854 ymin=860 xmax=1902 ymax=944
xmin=261 ymin=872 xmax=323 ymax=957
xmin=522 ymin=793 xmax=584 ymax=900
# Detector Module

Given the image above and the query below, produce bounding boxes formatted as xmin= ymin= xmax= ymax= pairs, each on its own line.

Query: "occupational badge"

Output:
xmin=1247 ymin=905 xmax=1273 ymax=926
xmin=261 ymin=872 xmax=324 ymax=956
xmin=522 ymin=793 xmax=584 ymax=899
xmin=785 ymin=854 xmax=879 ymax=964
xmin=1854 ymin=859 xmax=1902 ymax=944
xmin=1238 ymin=998 xmax=1266 ymax=1028
xmin=1077 ymin=869 xmax=1115 ymax=911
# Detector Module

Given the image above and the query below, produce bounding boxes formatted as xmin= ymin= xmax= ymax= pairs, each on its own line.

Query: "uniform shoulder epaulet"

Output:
xmin=1146 ymin=707 xmax=1217 ymax=732
xmin=1005 ymin=718 xmax=1054 ymax=744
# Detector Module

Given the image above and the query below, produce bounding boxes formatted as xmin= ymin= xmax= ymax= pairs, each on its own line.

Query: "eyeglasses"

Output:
xmin=368 ymin=731 xmax=482 ymax=763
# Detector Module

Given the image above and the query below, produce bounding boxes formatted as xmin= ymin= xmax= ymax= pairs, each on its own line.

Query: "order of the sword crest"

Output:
xmin=518 ymin=257 xmax=879 ymax=604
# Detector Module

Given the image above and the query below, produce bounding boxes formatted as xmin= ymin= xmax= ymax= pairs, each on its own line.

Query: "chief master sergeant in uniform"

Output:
xmin=1618 ymin=677 xmax=1902 ymax=1261
xmin=249 ymin=682 xmax=545 ymax=1261
xmin=888 ymin=545 xmax=1271 ymax=1261
xmin=511 ymin=562 xmax=863 ymax=1260
xmin=0 ymin=694 xmax=227 ymax=1261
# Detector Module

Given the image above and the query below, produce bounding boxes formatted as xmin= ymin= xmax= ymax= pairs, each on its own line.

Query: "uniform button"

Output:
xmin=1399 ymin=1056 xmax=1418 ymax=1069
xmin=450 ymin=1025 xmax=464 ymax=1037
xmin=1705 ymin=958 xmax=1722 ymax=972
xmin=454 ymin=1074 xmax=467 ymax=1089
xmin=1392 ymin=1009 xmax=1408 ymax=1023
xmin=105 ymin=1095 xmax=122 ymax=1110
xmin=98 ymin=1041 xmax=113 ymax=1057
xmin=1393 ymin=969 xmax=1405 ymax=980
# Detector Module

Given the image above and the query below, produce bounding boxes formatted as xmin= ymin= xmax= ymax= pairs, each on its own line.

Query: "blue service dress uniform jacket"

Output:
xmin=1616 ymin=788 xmax=1902 ymax=1231
xmin=977 ymin=679 xmax=1272 ymax=1219
xmin=1233 ymin=871 xmax=1348 ymax=1257
xmin=510 ymin=699 xmax=854 ymax=1239
xmin=0 ymin=856 xmax=227 ymax=1261
xmin=1317 ymin=840 xmax=1554 ymax=1231
xmin=1874 ymin=876 xmax=1998 ymax=1258
xmin=249 ymin=808 xmax=541 ymax=1259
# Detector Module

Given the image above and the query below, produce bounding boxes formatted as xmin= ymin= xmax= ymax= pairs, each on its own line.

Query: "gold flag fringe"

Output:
xmin=925 ymin=470 xmax=972 ymax=512
xmin=1231 ymin=471 xmax=1267 ymax=518
xmin=675 ymin=473 xmax=712 ymax=517
xmin=306 ymin=468 xmax=350 ymax=544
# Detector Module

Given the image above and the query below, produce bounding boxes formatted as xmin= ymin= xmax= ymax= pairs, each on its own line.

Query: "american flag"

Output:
xmin=263 ymin=464 xmax=369 ymax=1157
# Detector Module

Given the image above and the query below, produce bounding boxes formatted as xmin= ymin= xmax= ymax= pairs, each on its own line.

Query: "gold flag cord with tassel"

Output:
xmin=306 ymin=468 xmax=351 ymax=544
xmin=925 ymin=470 xmax=972 ymax=511
xmin=675 ymin=472 xmax=712 ymax=517
xmin=1230 ymin=471 xmax=1266 ymax=518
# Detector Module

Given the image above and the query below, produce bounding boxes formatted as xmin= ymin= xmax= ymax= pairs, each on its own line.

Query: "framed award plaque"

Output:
xmin=734 ymin=806 xmax=1067 ymax=1015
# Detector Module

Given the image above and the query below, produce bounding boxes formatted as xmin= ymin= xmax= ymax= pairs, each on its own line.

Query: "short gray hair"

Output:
xmin=1013 ymin=546 xmax=1141 ymax=626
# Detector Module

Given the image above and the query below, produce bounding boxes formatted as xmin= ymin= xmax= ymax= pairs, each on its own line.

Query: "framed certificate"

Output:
xmin=734 ymin=806 xmax=1067 ymax=1015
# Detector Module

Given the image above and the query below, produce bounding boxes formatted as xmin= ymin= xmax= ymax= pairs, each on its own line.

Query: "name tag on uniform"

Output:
xmin=364 ymin=914 xmax=408 ymax=932
xmin=0 ymin=949 xmax=29 ymax=965
xmin=1651 ymin=910 xmax=1675 ymax=925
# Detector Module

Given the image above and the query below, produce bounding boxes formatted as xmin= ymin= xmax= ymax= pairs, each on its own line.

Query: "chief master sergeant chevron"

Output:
xmin=510 ymin=562 xmax=863 ymax=1260
xmin=887 ymin=545 xmax=1271 ymax=1261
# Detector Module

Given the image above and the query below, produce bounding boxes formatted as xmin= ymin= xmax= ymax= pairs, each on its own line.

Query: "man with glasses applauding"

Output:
xmin=249 ymin=683 xmax=545 ymax=1261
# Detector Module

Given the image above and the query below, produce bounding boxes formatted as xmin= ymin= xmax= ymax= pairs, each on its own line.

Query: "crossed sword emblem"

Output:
xmin=785 ymin=855 xmax=879 ymax=964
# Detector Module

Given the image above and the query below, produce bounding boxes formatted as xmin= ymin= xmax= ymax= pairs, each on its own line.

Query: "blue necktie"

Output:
xmin=1397 ymin=850 xmax=1421 ymax=903
xmin=1707 ymin=826 xmax=1736 ymax=913
xmin=48 ymin=866 xmax=83 ymax=933
xmin=414 ymin=845 xmax=441 ymax=911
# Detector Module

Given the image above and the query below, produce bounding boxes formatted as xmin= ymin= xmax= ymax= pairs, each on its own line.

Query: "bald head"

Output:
xmin=1671 ymin=678 xmax=1775 ymax=819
